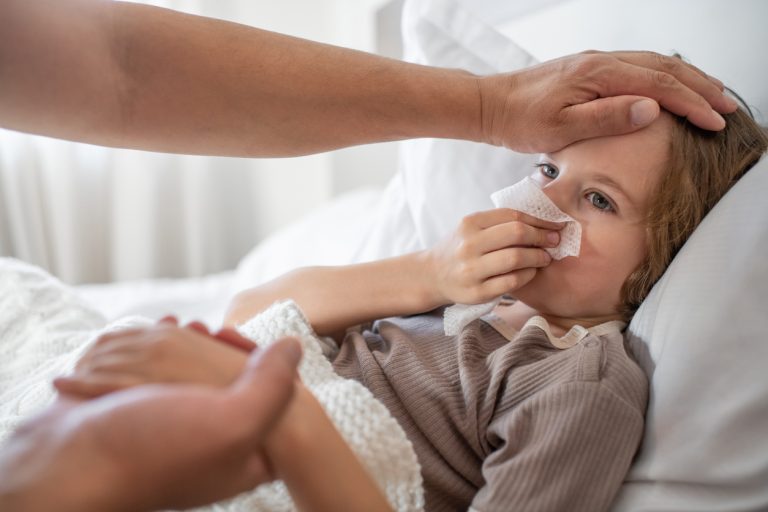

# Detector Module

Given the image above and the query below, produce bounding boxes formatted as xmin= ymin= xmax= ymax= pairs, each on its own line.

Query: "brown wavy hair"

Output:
xmin=619 ymin=101 xmax=768 ymax=320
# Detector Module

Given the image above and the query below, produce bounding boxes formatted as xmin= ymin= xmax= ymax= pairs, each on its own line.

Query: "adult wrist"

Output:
xmin=393 ymin=63 xmax=484 ymax=143
xmin=475 ymin=72 xmax=519 ymax=148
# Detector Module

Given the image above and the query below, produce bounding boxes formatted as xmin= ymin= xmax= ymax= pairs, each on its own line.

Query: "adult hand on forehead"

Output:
xmin=477 ymin=50 xmax=738 ymax=153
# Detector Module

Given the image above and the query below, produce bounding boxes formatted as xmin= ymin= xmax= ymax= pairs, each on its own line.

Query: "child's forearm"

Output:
xmin=265 ymin=384 xmax=393 ymax=512
xmin=225 ymin=252 xmax=444 ymax=335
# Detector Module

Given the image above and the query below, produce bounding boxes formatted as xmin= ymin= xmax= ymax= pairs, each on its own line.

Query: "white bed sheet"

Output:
xmin=76 ymin=187 xmax=384 ymax=328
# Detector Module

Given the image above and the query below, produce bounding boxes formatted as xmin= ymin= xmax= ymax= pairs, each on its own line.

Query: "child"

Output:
xmin=59 ymin=102 xmax=767 ymax=511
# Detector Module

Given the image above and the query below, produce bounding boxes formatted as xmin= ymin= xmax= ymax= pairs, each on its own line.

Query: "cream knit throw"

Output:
xmin=210 ymin=300 xmax=424 ymax=512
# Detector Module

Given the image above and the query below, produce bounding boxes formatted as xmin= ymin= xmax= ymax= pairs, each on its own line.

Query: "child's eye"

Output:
xmin=586 ymin=191 xmax=615 ymax=213
xmin=535 ymin=163 xmax=559 ymax=179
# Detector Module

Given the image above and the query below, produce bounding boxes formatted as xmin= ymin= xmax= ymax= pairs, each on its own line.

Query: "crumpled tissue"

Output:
xmin=443 ymin=177 xmax=582 ymax=336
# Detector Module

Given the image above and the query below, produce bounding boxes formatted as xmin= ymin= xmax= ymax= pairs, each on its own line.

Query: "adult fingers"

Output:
xmin=581 ymin=55 xmax=731 ymax=130
xmin=475 ymin=221 xmax=560 ymax=254
xmin=480 ymin=268 xmax=538 ymax=297
xmin=479 ymin=247 xmax=551 ymax=279
xmin=560 ymin=95 xmax=661 ymax=141
xmin=226 ymin=337 xmax=301 ymax=442
xmin=610 ymin=51 xmax=735 ymax=113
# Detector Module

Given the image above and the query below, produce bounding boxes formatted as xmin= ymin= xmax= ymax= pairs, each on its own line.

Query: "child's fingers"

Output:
xmin=53 ymin=374 xmax=142 ymax=399
xmin=158 ymin=315 xmax=179 ymax=325
xmin=463 ymin=208 xmax=566 ymax=231
xmin=479 ymin=247 xmax=551 ymax=279
xmin=76 ymin=352 xmax=147 ymax=377
xmin=480 ymin=268 xmax=538 ymax=297
xmin=475 ymin=221 xmax=560 ymax=254
xmin=186 ymin=321 xmax=211 ymax=336
xmin=213 ymin=328 xmax=258 ymax=353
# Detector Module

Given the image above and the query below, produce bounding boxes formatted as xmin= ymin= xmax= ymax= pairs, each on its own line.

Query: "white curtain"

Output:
xmin=0 ymin=130 xmax=334 ymax=283
xmin=0 ymin=0 xmax=395 ymax=284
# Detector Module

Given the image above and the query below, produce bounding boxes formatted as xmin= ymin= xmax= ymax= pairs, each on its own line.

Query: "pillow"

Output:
xmin=612 ymin=155 xmax=768 ymax=511
xmin=392 ymin=1 xmax=768 ymax=510
xmin=351 ymin=0 xmax=538 ymax=262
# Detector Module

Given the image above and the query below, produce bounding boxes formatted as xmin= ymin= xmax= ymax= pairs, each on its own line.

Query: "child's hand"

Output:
xmin=54 ymin=320 xmax=254 ymax=399
xmin=425 ymin=208 xmax=564 ymax=305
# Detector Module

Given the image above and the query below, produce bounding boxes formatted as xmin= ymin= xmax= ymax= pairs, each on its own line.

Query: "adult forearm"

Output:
xmin=0 ymin=0 xmax=481 ymax=156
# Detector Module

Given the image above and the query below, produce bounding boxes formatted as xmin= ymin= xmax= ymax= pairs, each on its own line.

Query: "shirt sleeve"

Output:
xmin=470 ymin=381 xmax=645 ymax=512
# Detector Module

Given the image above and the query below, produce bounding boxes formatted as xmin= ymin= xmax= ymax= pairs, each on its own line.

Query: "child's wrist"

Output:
xmin=412 ymin=250 xmax=447 ymax=310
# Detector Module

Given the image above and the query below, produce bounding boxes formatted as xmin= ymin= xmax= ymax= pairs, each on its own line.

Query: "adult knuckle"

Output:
xmin=653 ymin=52 xmax=679 ymax=74
xmin=570 ymin=53 xmax=603 ymax=76
xmin=651 ymin=70 xmax=678 ymax=89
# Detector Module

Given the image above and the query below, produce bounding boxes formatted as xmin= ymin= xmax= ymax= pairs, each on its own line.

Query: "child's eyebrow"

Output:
xmin=590 ymin=174 xmax=637 ymax=208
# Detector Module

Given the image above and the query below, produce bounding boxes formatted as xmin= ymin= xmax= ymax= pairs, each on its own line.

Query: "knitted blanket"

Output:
xmin=0 ymin=258 xmax=424 ymax=511
xmin=210 ymin=300 xmax=424 ymax=511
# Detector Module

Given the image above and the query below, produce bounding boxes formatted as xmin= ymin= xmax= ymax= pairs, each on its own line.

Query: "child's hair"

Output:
xmin=619 ymin=98 xmax=768 ymax=320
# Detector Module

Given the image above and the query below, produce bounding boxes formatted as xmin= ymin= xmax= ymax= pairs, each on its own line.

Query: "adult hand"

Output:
xmin=425 ymin=209 xmax=563 ymax=305
xmin=477 ymin=50 xmax=739 ymax=153
xmin=0 ymin=337 xmax=301 ymax=512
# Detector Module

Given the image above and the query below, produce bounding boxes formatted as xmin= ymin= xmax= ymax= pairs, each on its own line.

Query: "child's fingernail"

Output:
xmin=547 ymin=232 xmax=559 ymax=246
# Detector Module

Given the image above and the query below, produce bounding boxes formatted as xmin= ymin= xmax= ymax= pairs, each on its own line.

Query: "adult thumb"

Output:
xmin=562 ymin=96 xmax=660 ymax=142
xmin=229 ymin=337 xmax=302 ymax=438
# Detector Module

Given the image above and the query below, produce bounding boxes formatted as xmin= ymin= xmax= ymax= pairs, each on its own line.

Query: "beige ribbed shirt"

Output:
xmin=331 ymin=307 xmax=648 ymax=512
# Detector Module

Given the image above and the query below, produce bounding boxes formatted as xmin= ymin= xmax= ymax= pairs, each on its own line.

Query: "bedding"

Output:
xmin=0 ymin=258 xmax=424 ymax=511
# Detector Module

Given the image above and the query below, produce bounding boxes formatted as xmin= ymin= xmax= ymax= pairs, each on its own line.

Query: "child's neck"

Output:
xmin=494 ymin=300 xmax=621 ymax=338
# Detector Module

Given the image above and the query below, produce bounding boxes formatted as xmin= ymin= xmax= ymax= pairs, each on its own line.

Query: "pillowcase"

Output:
xmin=612 ymin=155 xmax=768 ymax=511
xmin=351 ymin=0 xmax=538 ymax=263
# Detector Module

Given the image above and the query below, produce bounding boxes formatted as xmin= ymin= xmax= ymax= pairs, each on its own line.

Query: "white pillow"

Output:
xmin=613 ymin=155 xmax=768 ymax=511
xmin=351 ymin=0 xmax=538 ymax=262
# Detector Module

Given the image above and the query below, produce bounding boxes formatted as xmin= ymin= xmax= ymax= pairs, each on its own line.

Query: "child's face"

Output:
xmin=512 ymin=114 xmax=673 ymax=324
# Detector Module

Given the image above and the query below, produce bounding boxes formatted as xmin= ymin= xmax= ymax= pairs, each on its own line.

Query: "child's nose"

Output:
xmin=541 ymin=182 xmax=572 ymax=217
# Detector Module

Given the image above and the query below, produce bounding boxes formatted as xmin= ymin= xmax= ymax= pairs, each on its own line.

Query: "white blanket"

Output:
xmin=0 ymin=258 xmax=424 ymax=511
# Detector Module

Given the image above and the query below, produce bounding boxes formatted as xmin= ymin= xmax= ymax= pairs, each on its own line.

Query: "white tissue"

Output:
xmin=490 ymin=177 xmax=581 ymax=259
xmin=443 ymin=177 xmax=582 ymax=336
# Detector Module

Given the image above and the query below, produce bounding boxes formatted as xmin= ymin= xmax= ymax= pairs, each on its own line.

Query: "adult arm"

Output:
xmin=0 ymin=0 xmax=736 ymax=157
xmin=0 ymin=339 xmax=301 ymax=512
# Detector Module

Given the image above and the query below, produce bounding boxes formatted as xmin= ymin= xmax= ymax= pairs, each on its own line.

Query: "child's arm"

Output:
xmin=225 ymin=253 xmax=439 ymax=337
xmin=225 ymin=209 xmax=562 ymax=336
xmin=265 ymin=383 xmax=393 ymax=512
